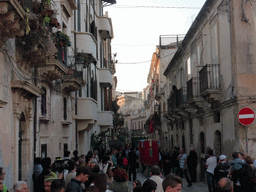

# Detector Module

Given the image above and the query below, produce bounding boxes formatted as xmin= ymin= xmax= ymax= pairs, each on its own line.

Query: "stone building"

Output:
xmin=117 ymin=93 xmax=145 ymax=143
xmin=156 ymin=36 xmax=183 ymax=149
xmin=144 ymin=41 xmax=181 ymax=141
xmin=162 ymin=0 xmax=256 ymax=181
xmin=0 ymin=0 xmax=116 ymax=189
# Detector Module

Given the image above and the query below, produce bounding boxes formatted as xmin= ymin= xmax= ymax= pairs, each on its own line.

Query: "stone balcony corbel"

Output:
xmin=62 ymin=75 xmax=82 ymax=94
xmin=0 ymin=0 xmax=26 ymax=47
xmin=39 ymin=59 xmax=69 ymax=82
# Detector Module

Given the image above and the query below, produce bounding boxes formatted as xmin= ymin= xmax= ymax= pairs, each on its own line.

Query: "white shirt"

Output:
xmin=206 ymin=156 xmax=217 ymax=174
xmin=150 ymin=175 xmax=164 ymax=192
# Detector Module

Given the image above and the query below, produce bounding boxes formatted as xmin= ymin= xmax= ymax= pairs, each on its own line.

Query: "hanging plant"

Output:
xmin=54 ymin=31 xmax=71 ymax=47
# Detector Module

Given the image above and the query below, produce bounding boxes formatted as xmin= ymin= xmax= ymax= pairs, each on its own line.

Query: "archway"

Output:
xmin=214 ymin=130 xmax=221 ymax=157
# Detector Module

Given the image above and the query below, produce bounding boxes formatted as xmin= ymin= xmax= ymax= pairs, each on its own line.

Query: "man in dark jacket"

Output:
xmin=66 ymin=166 xmax=90 ymax=192
xmin=214 ymin=155 xmax=230 ymax=183
xmin=187 ymin=147 xmax=198 ymax=182
xmin=128 ymin=147 xmax=137 ymax=181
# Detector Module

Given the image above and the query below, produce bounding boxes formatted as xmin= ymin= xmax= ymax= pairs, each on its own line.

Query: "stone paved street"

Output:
xmin=135 ymin=171 xmax=208 ymax=192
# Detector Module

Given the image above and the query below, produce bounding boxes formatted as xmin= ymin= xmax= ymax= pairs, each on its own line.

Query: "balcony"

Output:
xmin=101 ymin=0 xmax=116 ymax=5
xmin=199 ymin=64 xmax=221 ymax=102
xmin=167 ymin=87 xmax=188 ymax=118
xmin=98 ymin=111 xmax=113 ymax=127
xmin=77 ymin=97 xmax=97 ymax=131
xmin=98 ymin=16 xmax=112 ymax=39
xmin=62 ymin=71 xmax=82 ymax=94
xmin=0 ymin=0 xmax=26 ymax=47
xmin=75 ymin=32 xmax=97 ymax=61
xmin=98 ymin=68 xmax=112 ymax=86
xmin=187 ymin=77 xmax=204 ymax=109
xmin=39 ymin=59 xmax=69 ymax=82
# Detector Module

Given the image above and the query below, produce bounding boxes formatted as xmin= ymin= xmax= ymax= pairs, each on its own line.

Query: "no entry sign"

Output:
xmin=238 ymin=107 xmax=255 ymax=126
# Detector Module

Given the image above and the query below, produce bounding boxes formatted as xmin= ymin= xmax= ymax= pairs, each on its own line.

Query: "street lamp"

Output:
xmin=154 ymin=103 xmax=159 ymax=113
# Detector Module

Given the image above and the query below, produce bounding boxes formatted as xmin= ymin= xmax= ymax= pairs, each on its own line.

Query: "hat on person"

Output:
xmin=44 ymin=171 xmax=58 ymax=183
xmin=219 ymin=155 xmax=227 ymax=161
xmin=142 ymin=179 xmax=157 ymax=192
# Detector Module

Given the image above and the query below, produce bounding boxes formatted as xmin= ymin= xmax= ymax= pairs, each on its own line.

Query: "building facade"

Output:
xmin=162 ymin=0 xmax=256 ymax=181
xmin=0 ymin=0 xmax=116 ymax=189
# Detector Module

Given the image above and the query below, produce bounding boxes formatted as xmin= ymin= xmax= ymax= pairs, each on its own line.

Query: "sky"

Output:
xmin=105 ymin=0 xmax=206 ymax=92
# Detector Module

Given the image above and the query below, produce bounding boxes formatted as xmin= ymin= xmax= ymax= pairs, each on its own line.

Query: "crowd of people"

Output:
xmin=159 ymin=146 xmax=256 ymax=192
xmin=1 ymin=146 xmax=256 ymax=192
xmin=204 ymin=149 xmax=256 ymax=192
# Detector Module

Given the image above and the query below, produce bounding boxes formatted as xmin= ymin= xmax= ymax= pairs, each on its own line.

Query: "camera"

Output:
xmin=51 ymin=157 xmax=69 ymax=173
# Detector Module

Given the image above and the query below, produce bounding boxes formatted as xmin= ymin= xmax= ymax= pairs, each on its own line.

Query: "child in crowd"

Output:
xmin=229 ymin=152 xmax=244 ymax=186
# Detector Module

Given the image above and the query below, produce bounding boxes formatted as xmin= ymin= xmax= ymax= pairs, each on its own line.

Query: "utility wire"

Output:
xmin=52 ymin=1 xmax=202 ymax=9
xmin=111 ymin=5 xmax=202 ymax=9
xmin=115 ymin=51 xmax=176 ymax=65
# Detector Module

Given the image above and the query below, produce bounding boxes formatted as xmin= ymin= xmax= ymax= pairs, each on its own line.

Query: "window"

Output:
xmin=211 ymin=22 xmax=219 ymax=64
xmin=187 ymin=57 xmax=191 ymax=79
xmin=64 ymin=143 xmax=68 ymax=156
xmin=41 ymin=87 xmax=47 ymax=116
xmin=63 ymin=98 xmax=67 ymax=120
xmin=199 ymin=116 xmax=204 ymax=126
xmin=197 ymin=41 xmax=203 ymax=66
xmin=180 ymin=68 xmax=184 ymax=87
xmin=200 ymin=132 xmax=205 ymax=153
xmin=171 ymin=135 xmax=174 ymax=149
xmin=41 ymin=144 xmax=47 ymax=158
xmin=214 ymin=111 xmax=221 ymax=123
xmin=77 ymin=0 xmax=81 ymax=31
xmin=189 ymin=118 xmax=193 ymax=144
xmin=104 ymin=87 xmax=112 ymax=111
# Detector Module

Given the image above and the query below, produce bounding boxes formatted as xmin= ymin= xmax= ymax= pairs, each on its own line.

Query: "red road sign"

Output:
xmin=238 ymin=107 xmax=255 ymax=126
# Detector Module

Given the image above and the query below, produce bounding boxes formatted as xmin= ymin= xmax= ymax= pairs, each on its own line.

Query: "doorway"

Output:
xmin=214 ymin=130 xmax=221 ymax=157
xmin=18 ymin=112 xmax=25 ymax=181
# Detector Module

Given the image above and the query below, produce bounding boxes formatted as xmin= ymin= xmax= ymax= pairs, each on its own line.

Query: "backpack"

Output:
xmin=122 ymin=157 xmax=128 ymax=166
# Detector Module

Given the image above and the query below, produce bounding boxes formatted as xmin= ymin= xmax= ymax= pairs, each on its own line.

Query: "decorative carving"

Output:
xmin=0 ymin=0 xmax=26 ymax=47
xmin=62 ymin=76 xmax=82 ymax=94
xmin=39 ymin=59 xmax=68 ymax=82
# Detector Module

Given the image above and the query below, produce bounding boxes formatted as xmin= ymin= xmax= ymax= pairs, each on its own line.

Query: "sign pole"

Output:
xmin=246 ymin=126 xmax=248 ymax=153
xmin=238 ymin=107 xmax=255 ymax=154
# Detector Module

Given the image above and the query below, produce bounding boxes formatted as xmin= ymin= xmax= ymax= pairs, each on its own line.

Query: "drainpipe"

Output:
xmin=74 ymin=32 xmax=78 ymax=150
xmin=33 ymin=66 xmax=38 ymax=180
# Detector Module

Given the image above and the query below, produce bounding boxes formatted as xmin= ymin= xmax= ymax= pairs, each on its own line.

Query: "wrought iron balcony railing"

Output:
xmin=177 ymin=87 xmax=187 ymax=107
xmin=167 ymin=86 xmax=187 ymax=113
xmin=199 ymin=64 xmax=220 ymax=93
xmin=187 ymin=77 xmax=200 ymax=101
xmin=159 ymin=35 xmax=185 ymax=49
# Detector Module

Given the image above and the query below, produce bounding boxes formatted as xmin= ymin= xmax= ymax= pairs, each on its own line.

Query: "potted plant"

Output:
xmin=54 ymin=31 xmax=71 ymax=47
